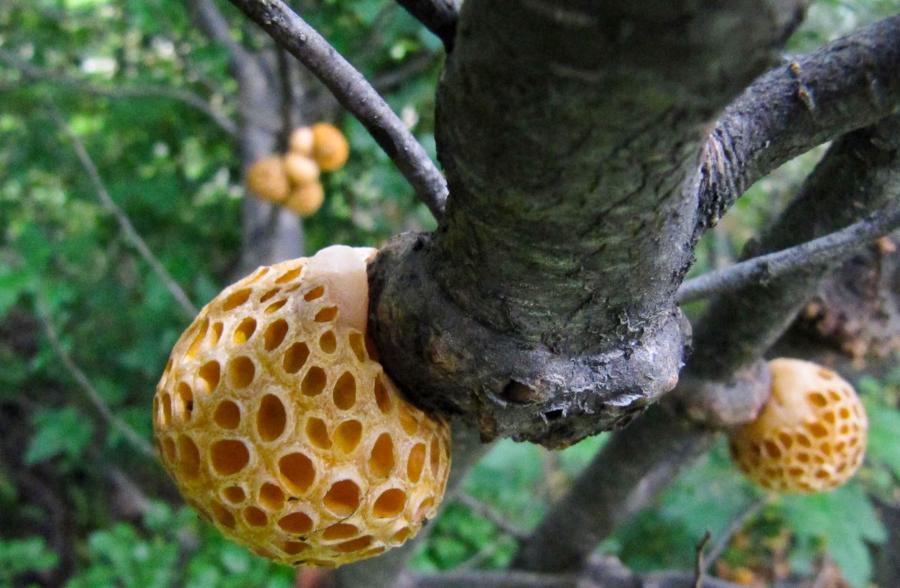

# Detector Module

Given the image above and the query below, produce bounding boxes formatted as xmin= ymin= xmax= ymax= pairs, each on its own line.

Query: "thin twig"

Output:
xmin=0 ymin=48 xmax=237 ymax=137
xmin=703 ymin=496 xmax=769 ymax=574
xmin=276 ymin=48 xmax=295 ymax=151
xmin=47 ymin=103 xmax=199 ymax=318
xmin=694 ymin=530 xmax=712 ymax=588
xmin=678 ymin=202 xmax=900 ymax=303
xmin=395 ymin=0 xmax=459 ymax=51
xmin=36 ymin=303 xmax=157 ymax=460
xmin=227 ymin=0 xmax=448 ymax=220
xmin=456 ymin=491 xmax=529 ymax=541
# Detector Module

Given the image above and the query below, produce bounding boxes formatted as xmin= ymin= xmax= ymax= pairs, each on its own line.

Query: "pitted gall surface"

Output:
xmin=729 ymin=358 xmax=867 ymax=494
xmin=153 ymin=246 xmax=451 ymax=567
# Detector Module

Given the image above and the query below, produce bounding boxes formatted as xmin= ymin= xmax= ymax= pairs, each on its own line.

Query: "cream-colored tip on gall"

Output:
xmin=152 ymin=245 xmax=452 ymax=567
xmin=729 ymin=358 xmax=867 ymax=494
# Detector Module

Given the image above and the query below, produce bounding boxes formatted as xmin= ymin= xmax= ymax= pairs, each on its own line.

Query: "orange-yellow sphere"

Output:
xmin=311 ymin=123 xmax=349 ymax=172
xmin=729 ymin=358 xmax=867 ymax=494
xmin=153 ymin=246 xmax=451 ymax=567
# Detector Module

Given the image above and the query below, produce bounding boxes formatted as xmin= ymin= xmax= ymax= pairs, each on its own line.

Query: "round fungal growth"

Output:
xmin=246 ymin=156 xmax=291 ymax=202
xmin=284 ymin=153 xmax=320 ymax=187
xmin=153 ymin=246 xmax=452 ymax=567
xmin=284 ymin=182 xmax=325 ymax=218
xmin=289 ymin=126 xmax=315 ymax=157
xmin=729 ymin=358 xmax=867 ymax=494
xmin=310 ymin=123 xmax=349 ymax=172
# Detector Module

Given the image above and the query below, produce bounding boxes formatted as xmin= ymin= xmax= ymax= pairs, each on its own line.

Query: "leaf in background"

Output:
xmin=780 ymin=483 xmax=886 ymax=588
xmin=24 ymin=406 xmax=94 ymax=465
xmin=863 ymin=396 xmax=900 ymax=478
xmin=0 ymin=537 xmax=58 ymax=583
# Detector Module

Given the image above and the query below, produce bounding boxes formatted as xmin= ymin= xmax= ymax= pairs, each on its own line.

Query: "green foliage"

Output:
xmin=24 ymin=407 xmax=95 ymax=466
xmin=780 ymin=484 xmax=886 ymax=588
xmin=0 ymin=537 xmax=58 ymax=586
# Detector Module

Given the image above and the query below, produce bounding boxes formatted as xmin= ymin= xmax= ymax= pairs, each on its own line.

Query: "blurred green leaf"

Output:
xmin=24 ymin=407 xmax=94 ymax=465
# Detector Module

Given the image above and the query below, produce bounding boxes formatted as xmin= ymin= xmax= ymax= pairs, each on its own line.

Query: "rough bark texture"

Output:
xmin=513 ymin=116 xmax=900 ymax=573
xmin=691 ymin=116 xmax=900 ymax=381
xmin=697 ymin=15 xmax=900 ymax=233
xmin=791 ymin=230 xmax=900 ymax=360
xmin=370 ymin=0 xmax=804 ymax=446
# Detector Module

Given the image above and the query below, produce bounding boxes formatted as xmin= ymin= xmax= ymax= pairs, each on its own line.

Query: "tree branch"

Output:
xmin=395 ymin=0 xmax=458 ymax=51
xmin=455 ymin=492 xmax=528 ymax=541
xmin=703 ymin=497 xmax=769 ymax=574
xmin=226 ymin=0 xmax=448 ymax=219
xmin=696 ymin=15 xmax=900 ymax=233
xmin=408 ymin=562 xmax=746 ymax=588
xmin=0 ymin=48 xmax=237 ymax=137
xmin=513 ymin=116 xmax=900 ymax=573
xmin=367 ymin=0 xmax=804 ymax=447
xmin=187 ymin=0 xmax=258 ymax=81
xmin=678 ymin=201 xmax=900 ymax=303
xmin=36 ymin=303 xmax=156 ymax=460
xmin=48 ymin=104 xmax=199 ymax=319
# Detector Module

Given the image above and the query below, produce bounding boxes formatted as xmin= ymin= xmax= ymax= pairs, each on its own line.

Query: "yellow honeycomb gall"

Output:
xmin=152 ymin=246 xmax=451 ymax=567
xmin=729 ymin=358 xmax=867 ymax=494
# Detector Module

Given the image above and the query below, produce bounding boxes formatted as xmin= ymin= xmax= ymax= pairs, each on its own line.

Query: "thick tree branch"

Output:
xmin=696 ymin=15 xmax=900 ymax=233
xmin=678 ymin=201 xmax=900 ymax=303
xmin=227 ymin=0 xmax=448 ymax=219
xmin=369 ymin=0 xmax=803 ymax=446
xmin=395 ymin=0 xmax=458 ymax=51
xmin=49 ymin=105 xmax=199 ymax=319
xmin=0 ymin=48 xmax=237 ymax=137
xmin=513 ymin=116 xmax=900 ymax=573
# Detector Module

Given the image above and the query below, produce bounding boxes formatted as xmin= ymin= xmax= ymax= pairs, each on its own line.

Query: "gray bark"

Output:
xmin=370 ymin=0 xmax=805 ymax=447
xmin=513 ymin=116 xmax=900 ymax=573
xmin=697 ymin=16 xmax=900 ymax=234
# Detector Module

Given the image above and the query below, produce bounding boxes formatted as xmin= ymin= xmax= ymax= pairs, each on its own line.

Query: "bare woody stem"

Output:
xmin=48 ymin=104 xmax=199 ymax=319
xmin=696 ymin=15 xmax=900 ymax=234
xmin=678 ymin=201 xmax=900 ymax=303
xmin=369 ymin=0 xmax=804 ymax=447
xmin=513 ymin=116 xmax=900 ymax=573
xmin=395 ymin=0 xmax=459 ymax=51
xmin=37 ymin=303 xmax=157 ymax=460
xmin=227 ymin=0 xmax=448 ymax=219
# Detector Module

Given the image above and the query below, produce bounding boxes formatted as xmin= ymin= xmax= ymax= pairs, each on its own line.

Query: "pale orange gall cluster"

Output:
xmin=152 ymin=246 xmax=451 ymax=567
xmin=245 ymin=123 xmax=349 ymax=217
xmin=729 ymin=358 xmax=867 ymax=494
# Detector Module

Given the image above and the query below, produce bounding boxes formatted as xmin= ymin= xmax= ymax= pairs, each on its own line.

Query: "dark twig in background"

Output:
xmin=703 ymin=497 xmax=770 ymax=574
xmin=48 ymin=104 xmax=199 ymax=318
xmin=227 ymin=0 xmax=449 ymax=219
xmin=456 ymin=492 xmax=528 ymax=541
xmin=36 ymin=303 xmax=156 ymax=460
xmin=694 ymin=531 xmax=712 ymax=588
xmin=679 ymin=202 xmax=900 ymax=303
xmin=396 ymin=0 xmax=459 ymax=51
